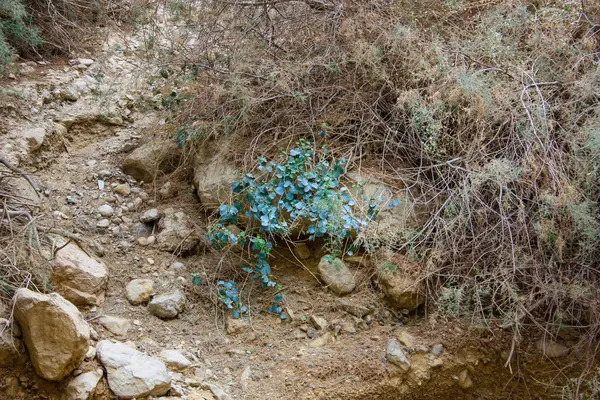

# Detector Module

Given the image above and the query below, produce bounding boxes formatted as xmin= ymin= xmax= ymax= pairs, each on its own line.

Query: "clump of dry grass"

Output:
xmin=0 ymin=157 xmax=42 ymax=302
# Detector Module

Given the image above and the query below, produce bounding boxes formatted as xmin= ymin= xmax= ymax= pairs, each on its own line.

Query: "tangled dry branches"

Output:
xmin=133 ymin=0 xmax=600 ymax=367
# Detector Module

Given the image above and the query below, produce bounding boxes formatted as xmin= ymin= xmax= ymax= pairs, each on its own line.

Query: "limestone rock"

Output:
xmin=339 ymin=321 xmax=356 ymax=334
xmin=225 ymin=317 xmax=248 ymax=335
xmin=159 ymin=349 xmax=192 ymax=370
xmin=310 ymin=315 xmax=329 ymax=331
xmin=13 ymin=289 xmax=90 ymax=381
xmin=63 ymin=87 xmax=80 ymax=101
xmin=22 ymin=127 xmax=46 ymax=151
xmin=99 ymin=315 xmax=131 ymax=336
xmin=98 ymin=204 xmax=114 ymax=217
xmin=123 ymin=140 xmax=181 ymax=182
xmin=96 ymin=340 xmax=171 ymax=398
xmin=65 ymin=369 xmax=103 ymax=400
xmin=169 ymin=262 xmax=186 ymax=272
xmin=193 ymin=157 xmax=236 ymax=208
xmin=308 ymin=331 xmax=334 ymax=348
xmin=345 ymin=172 xmax=423 ymax=248
xmin=336 ymin=299 xmax=371 ymax=318
xmin=397 ymin=331 xmax=416 ymax=348
xmin=0 ymin=326 xmax=25 ymax=367
xmin=52 ymin=241 xmax=109 ymax=307
xmin=113 ymin=184 xmax=131 ymax=197
xmin=156 ymin=209 xmax=201 ymax=253
xmin=85 ymin=346 xmax=96 ymax=360
xmin=317 ymin=256 xmax=356 ymax=295
xmin=140 ymin=208 xmax=160 ymax=223
xmin=148 ymin=290 xmax=186 ymax=319
xmin=126 ymin=278 xmax=154 ymax=305
xmin=2 ymin=173 xmax=41 ymax=209
xmin=209 ymin=383 xmax=233 ymax=400
xmin=376 ymin=256 xmax=424 ymax=310
xmin=77 ymin=58 xmax=94 ymax=66
xmin=431 ymin=343 xmax=444 ymax=356
xmin=96 ymin=219 xmax=110 ymax=229
xmin=386 ymin=338 xmax=410 ymax=372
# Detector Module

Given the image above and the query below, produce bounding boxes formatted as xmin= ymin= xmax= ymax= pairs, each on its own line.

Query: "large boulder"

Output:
xmin=13 ymin=289 xmax=90 ymax=381
xmin=122 ymin=140 xmax=181 ymax=182
xmin=0 ymin=323 xmax=26 ymax=367
xmin=65 ymin=369 xmax=103 ymax=400
xmin=52 ymin=241 xmax=109 ymax=307
xmin=193 ymin=157 xmax=236 ymax=208
xmin=345 ymin=172 xmax=423 ymax=250
xmin=96 ymin=340 xmax=171 ymax=398
xmin=156 ymin=209 xmax=201 ymax=253
xmin=317 ymin=256 xmax=356 ymax=295
xmin=376 ymin=255 xmax=425 ymax=310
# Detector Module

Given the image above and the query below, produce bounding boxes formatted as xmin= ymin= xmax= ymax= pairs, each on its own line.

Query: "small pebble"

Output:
xmin=96 ymin=219 xmax=110 ymax=229
xmin=98 ymin=204 xmax=114 ymax=217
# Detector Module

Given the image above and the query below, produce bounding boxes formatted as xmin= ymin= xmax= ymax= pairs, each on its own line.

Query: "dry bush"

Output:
xmin=0 ymin=0 xmax=135 ymax=67
xmin=24 ymin=0 xmax=135 ymax=55
xmin=139 ymin=0 xmax=599 ymax=368
xmin=0 ymin=158 xmax=43 ymax=302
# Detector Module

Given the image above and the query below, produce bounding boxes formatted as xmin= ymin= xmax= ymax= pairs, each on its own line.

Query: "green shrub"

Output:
xmin=0 ymin=0 xmax=42 ymax=74
xmin=206 ymin=140 xmax=393 ymax=316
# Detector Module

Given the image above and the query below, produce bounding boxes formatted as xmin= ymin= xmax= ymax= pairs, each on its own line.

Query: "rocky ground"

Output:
xmin=0 ymin=23 xmax=588 ymax=400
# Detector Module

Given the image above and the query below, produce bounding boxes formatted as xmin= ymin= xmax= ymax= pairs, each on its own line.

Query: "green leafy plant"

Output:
xmin=207 ymin=139 xmax=392 ymax=316
xmin=217 ymin=280 xmax=247 ymax=319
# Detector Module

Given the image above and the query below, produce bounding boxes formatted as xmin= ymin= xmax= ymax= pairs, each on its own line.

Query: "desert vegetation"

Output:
xmin=144 ymin=0 xmax=600 ymax=354
xmin=1 ymin=0 xmax=599 ymax=398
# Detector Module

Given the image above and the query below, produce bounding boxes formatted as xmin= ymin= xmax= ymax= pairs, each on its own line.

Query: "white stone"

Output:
xmin=96 ymin=340 xmax=171 ymax=398
xmin=159 ymin=349 xmax=192 ymax=370
xmin=98 ymin=204 xmax=114 ymax=217
xmin=140 ymin=208 xmax=160 ymax=223
xmin=65 ymin=369 xmax=103 ymax=400
xmin=317 ymin=256 xmax=356 ymax=295
xmin=148 ymin=290 xmax=186 ymax=319
xmin=85 ymin=346 xmax=96 ymax=360
xmin=21 ymin=127 xmax=46 ymax=150
xmin=96 ymin=219 xmax=110 ymax=229
xmin=52 ymin=241 xmax=109 ymax=306
xmin=126 ymin=279 xmax=154 ymax=305
xmin=98 ymin=316 xmax=131 ymax=336
xmin=157 ymin=209 xmax=200 ymax=253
